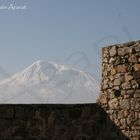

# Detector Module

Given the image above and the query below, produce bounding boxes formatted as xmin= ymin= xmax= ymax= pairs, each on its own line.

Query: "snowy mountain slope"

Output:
xmin=0 ymin=60 xmax=99 ymax=103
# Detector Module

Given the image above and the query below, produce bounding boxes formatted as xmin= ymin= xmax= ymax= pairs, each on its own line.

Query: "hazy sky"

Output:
xmin=0 ymin=0 xmax=140 ymax=80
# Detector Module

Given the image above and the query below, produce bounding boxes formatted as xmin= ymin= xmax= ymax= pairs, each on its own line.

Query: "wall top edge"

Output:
xmin=102 ymin=40 xmax=140 ymax=49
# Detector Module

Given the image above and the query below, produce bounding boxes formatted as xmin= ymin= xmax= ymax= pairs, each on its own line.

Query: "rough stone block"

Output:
xmin=118 ymin=47 xmax=130 ymax=56
xmin=134 ymin=64 xmax=140 ymax=71
xmin=99 ymin=94 xmax=108 ymax=104
xmin=117 ymin=65 xmax=127 ymax=73
xmin=108 ymin=98 xmax=118 ymax=109
xmin=131 ymin=99 xmax=140 ymax=109
xmin=109 ymin=46 xmax=117 ymax=57
xmin=128 ymin=55 xmax=138 ymax=63
xmin=102 ymin=47 xmax=108 ymax=58
xmin=119 ymin=99 xmax=130 ymax=110
xmin=125 ymin=74 xmax=133 ymax=83
xmin=111 ymin=68 xmax=116 ymax=75
xmin=122 ymin=82 xmax=131 ymax=89
xmin=114 ymin=78 xmax=121 ymax=86
xmin=133 ymin=71 xmax=140 ymax=79
xmin=134 ymin=92 xmax=140 ymax=98
xmin=135 ymin=45 xmax=140 ymax=52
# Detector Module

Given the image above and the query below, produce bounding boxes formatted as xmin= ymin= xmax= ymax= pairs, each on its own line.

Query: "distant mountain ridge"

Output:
xmin=0 ymin=60 xmax=99 ymax=103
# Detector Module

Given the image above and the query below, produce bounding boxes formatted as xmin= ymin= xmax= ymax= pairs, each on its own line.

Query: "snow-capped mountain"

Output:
xmin=0 ymin=60 xmax=99 ymax=104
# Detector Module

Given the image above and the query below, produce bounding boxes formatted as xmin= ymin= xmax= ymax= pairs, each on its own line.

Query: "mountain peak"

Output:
xmin=28 ymin=60 xmax=57 ymax=69
xmin=28 ymin=60 xmax=68 ymax=71
xmin=20 ymin=60 xmax=58 ymax=84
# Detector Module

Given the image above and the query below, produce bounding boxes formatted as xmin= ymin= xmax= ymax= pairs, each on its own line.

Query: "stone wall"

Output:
xmin=98 ymin=40 xmax=140 ymax=140
xmin=0 ymin=104 xmax=128 ymax=140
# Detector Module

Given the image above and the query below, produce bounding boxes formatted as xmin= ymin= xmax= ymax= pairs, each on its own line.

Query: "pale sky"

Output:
xmin=0 ymin=0 xmax=140 ymax=80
